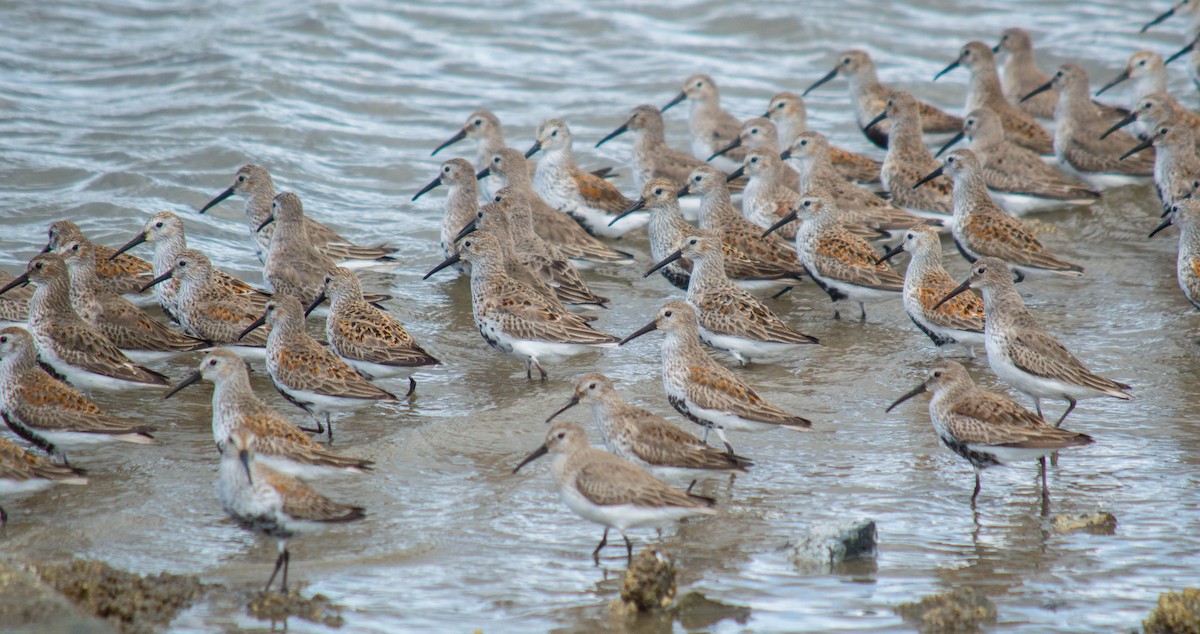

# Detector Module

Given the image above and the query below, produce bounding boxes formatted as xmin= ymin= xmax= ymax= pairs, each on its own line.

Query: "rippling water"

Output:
xmin=1 ymin=0 xmax=1197 ymax=632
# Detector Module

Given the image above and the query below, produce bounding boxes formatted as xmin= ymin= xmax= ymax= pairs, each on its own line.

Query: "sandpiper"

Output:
xmin=886 ymin=360 xmax=1093 ymax=502
xmin=1149 ymin=198 xmax=1200 ymax=310
xmin=660 ymin=74 xmax=746 ymax=172
xmin=786 ymin=131 xmax=927 ymax=233
xmin=936 ymin=41 xmax=1053 ymax=155
xmin=477 ymin=147 xmax=635 ymax=266
xmin=199 ymin=164 xmax=394 ymax=263
xmin=512 ymin=421 xmax=716 ymax=564
xmin=219 ymin=429 xmax=366 ymax=593
xmin=0 ymin=271 xmax=32 ymax=324
xmin=877 ymin=226 xmax=986 ymax=352
xmin=546 ymin=373 xmax=751 ymax=479
xmin=936 ymin=108 xmax=1099 ymax=215
xmin=258 ymin=192 xmax=390 ymax=306
xmin=238 ymin=297 xmax=398 ymax=440
xmin=0 ymin=434 xmax=86 ymax=524
xmin=804 ymin=50 xmax=963 ymax=148
xmin=424 ymin=231 xmax=619 ymax=379
xmin=763 ymin=196 xmax=904 ymax=320
xmin=685 ymin=165 xmax=804 ymax=282
xmin=762 ymin=92 xmax=882 ymax=183
xmin=1120 ymin=119 xmax=1200 ymax=212
xmin=620 ymin=301 xmax=812 ymax=453
xmin=646 ymin=234 xmax=818 ymax=365
xmin=144 ymin=249 xmax=271 ymax=352
xmin=166 ymin=349 xmax=373 ymax=477
xmin=918 ymin=150 xmax=1084 ymax=280
xmin=1103 ymin=93 xmax=1200 ymax=155
xmin=43 ymin=221 xmax=153 ymax=298
xmin=596 ymin=105 xmax=709 ymax=189
xmin=430 ymin=108 xmax=533 ymax=194
xmin=737 ymin=148 xmax=806 ymax=241
xmin=993 ymin=28 xmax=1128 ymax=122
xmin=1095 ymin=51 xmax=1200 ymax=134
xmin=710 ymin=118 xmax=801 ymax=190
xmin=58 ymin=237 xmax=211 ymax=361
xmin=528 ymin=119 xmax=646 ymax=238
xmin=1165 ymin=32 xmax=1200 ymax=92
xmin=868 ymin=92 xmax=955 ymax=221
xmin=0 ymin=326 xmax=155 ymax=462
xmin=467 ymin=187 xmax=611 ymax=308
xmin=614 ymin=178 xmax=802 ymax=292
xmin=306 ymin=267 xmax=439 ymax=387
xmin=1140 ymin=0 xmax=1200 ymax=38
xmin=1022 ymin=64 xmax=1155 ymax=189
xmin=414 ymin=158 xmax=479 ymax=275
xmin=936 ymin=257 xmax=1132 ymax=424
xmin=0 ymin=254 xmax=169 ymax=392
xmin=109 ymin=211 xmax=270 ymax=321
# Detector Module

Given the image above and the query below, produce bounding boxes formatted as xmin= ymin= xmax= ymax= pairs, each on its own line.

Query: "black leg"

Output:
xmin=859 ymin=302 xmax=867 ymax=321
xmin=769 ymin=286 xmax=794 ymax=300
xmin=622 ymin=533 xmax=633 ymax=564
xmin=1055 ymin=399 xmax=1076 ymax=427
xmin=1039 ymin=459 xmax=1050 ymax=503
xmin=326 ymin=413 xmax=334 ymax=443
xmin=0 ymin=505 xmax=6 ymax=524
xmin=833 ymin=307 xmax=841 ymax=320
xmin=525 ymin=359 xmax=533 ymax=380
xmin=592 ymin=528 xmax=609 ymax=566
xmin=1013 ymin=270 xmax=1025 ymax=283
xmin=686 ymin=479 xmax=697 ymax=494
xmin=265 ymin=549 xmax=285 ymax=592
xmin=405 ymin=376 xmax=417 ymax=399
xmin=1034 ymin=398 xmax=1043 ymax=419
xmin=971 ymin=472 xmax=981 ymax=504
xmin=723 ymin=441 xmax=736 ymax=457
xmin=280 ymin=549 xmax=290 ymax=594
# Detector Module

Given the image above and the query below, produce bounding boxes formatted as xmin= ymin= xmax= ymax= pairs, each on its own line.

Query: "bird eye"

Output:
xmin=550 ymin=130 xmax=557 ymax=137
xmin=1143 ymin=103 xmax=1151 ymax=109
xmin=155 ymin=222 xmax=164 ymax=228
xmin=238 ymin=175 xmax=246 ymax=182
xmin=1056 ymin=71 xmax=1063 ymax=77
xmin=654 ymin=188 xmax=663 ymax=195
xmin=71 ymin=244 xmax=78 ymax=251
xmin=664 ymin=310 xmax=673 ymax=317
xmin=978 ymin=266 xmax=987 ymax=274
xmin=443 ymin=167 xmax=450 ymax=173
xmin=967 ymin=119 xmax=975 ymax=126
xmin=0 ymin=337 xmax=6 ymax=343
xmin=933 ymin=371 xmax=942 ymax=378
xmin=694 ymin=175 xmax=701 ymax=181
xmin=1161 ymin=128 xmax=1169 ymax=135
xmin=1139 ymin=60 xmax=1146 ymax=66
xmin=209 ymin=359 xmax=217 ymax=366
xmin=588 ymin=383 xmax=596 ymax=390
xmin=178 ymin=261 xmax=187 ymax=267
xmin=886 ymin=100 xmax=893 ymax=107
xmin=1002 ymin=35 xmax=1008 ymax=41
xmin=776 ymin=102 xmax=785 ymax=109
xmin=464 ymin=240 xmax=472 ymax=247
xmin=750 ymin=128 xmax=758 ymax=135
xmin=800 ymin=140 xmax=807 ymax=146
xmin=689 ymin=238 xmax=698 ymax=245
xmin=493 ymin=157 xmax=500 ymax=164
xmin=803 ymin=200 xmax=812 ymax=207
xmin=34 ymin=262 xmax=43 ymax=269
xmin=473 ymin=119 xmax=482 ymax=126
xmin=695 ymin=81 xmax=703 ymax=87
xmin=750 ymin=157 xmax=758 ymax=163
xmin=947 ymin=156 xmax=955 ymax=163
xmin=907 ymin=233 xmax=914 ymax=240
xmin=266 ymin=304 xmax=274 ymax=311
xmin=842 ymin=58 xmax=850 ymax=64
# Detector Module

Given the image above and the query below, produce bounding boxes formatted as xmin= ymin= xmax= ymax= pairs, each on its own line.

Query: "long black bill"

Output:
xmin=1141 ymin=6 xmax=1177 ymax=33
xmin=913 ymin=166 xmax=945 ymax=190
xmin=863 ymin=110 xmax=888 ymax=133
xmin=1149 ymin=216 xmax=1174 ymax=238
xmin=661 ymin=91 xmax=687 ymax=112
xmin=885 ymin=383 xmax=928 ymax=412
xmin=412 ymin=175 xmax=443 ymax=202
xmin=707 ymin=137 xmax=742 ymax=161
xmin=761 ymin=210 xmax=798 ymax=238
xmin=236 ymin=313 xmax=267 ymax=341
xmin=934 ymin=131 xmax=966 ymax=158
xmin=0 ymin=271 xmax=30 ymax=297
xmin=1120 ymin=136 xmax=1155 ymax=161
xmin=304 ymin=291 xmax=327 ymax=317
xmin=523 ymin=141 xmax=542 ymax=159
xmin=875 ymin=243 xmax=905 ymax=265
xmin=933 ymin=59 xmax=960 ymax=81
xmin=1100 ymin=114 xmax=1137 ymax=140
xmin=1095 ymin=69 xmax=1130 ymax=96
xmin=595 ymin=121 xmax=630 ymax=148
xmin=1020 ymin=80 xmax=1054 ymax=103
xmin=802 ymin=68 xmax=839 ymax=97
xmin=475 ymin=166 xmax=491 ymax=180
xmin=109 ymin=232 xmax=147 ymax=261
xmin=725 ymin=165 xmax=745 ymax=182
xmin=779 ymin=148 xmax=792 ymax=161
xmin=1167 ymin=36 xmax=1198 ymax=65
xmin=618 ymin=319 xmax=658 ymax=346
xmin=431 ymin=128 xmax=467 ymax=156
xmin=609 ymin=198 xmax=646 ymax=227
xmin=545 ymin=395 xmax=579 ymax=423
xmin=423 ymin=252 xmax=461 ymax=279
xmin=644 ymin=249 xmax=684 ymax=278
xmin=255 ymin=215 xmax=275 ymax=232
xmin=454 ymin=219 xmax=478 ymax=243
xmin=199 ymin=186 xmax=235 ymax=214
xmin=239 ymin=449 xmax=254 ymax=485
xmin=932 ymin=278 xmax=971 ymax=311
xmin=40 ymin=242 xmax=52 ymax=254
xmin=676 ymin=184 xmax=690 ymax=197
xmin=512 ymin=443 xmax=549 ymax=473
xmin=139 ymin=268 xmax=174 ymax=293
xmin=163 ymin=370 xmax=202 ymax=400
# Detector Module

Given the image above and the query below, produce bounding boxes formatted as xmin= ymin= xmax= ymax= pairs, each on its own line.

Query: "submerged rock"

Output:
xmin=619 ymin=548 xmax=676 ymax=613
xmin=1052 ymin=511 xmax=1117 ymax=535
xmin=247 ymin=589 xmax=345 ymax=628
xmin=896 ymin=587 xmax=997 ymax=634
xmin=30 ymin=558 xmax=205 ymax=634
xmin=0 ymin=559 xmax=111 ymax=633
xmin=1144 ymin=587 xmax=1200 ymax=634
xmin=676 ymin=591 xmax=751 ymax=629
xmin=790 ymin=518 xmax=878 ymax=571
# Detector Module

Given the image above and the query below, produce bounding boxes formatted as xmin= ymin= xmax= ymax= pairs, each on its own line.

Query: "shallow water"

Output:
xmin=0 ymin=0 xmax=1197 ymax=631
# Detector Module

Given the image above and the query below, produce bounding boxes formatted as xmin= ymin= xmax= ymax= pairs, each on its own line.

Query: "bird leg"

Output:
xmin=325 ymin=413 xmax=334 ymax=444
xmin=0 ymin=505 xmax=6 ymax=524
xmin=622 ymin=531 xmax=634 ymax=565
xmin=769 ymin=286 xmax=794 ymax=300
xmin=711 ymin=425 xmax=737 ymax=457
xmin=1033 ymin=398 xmax=1043 ymax=419
xmin=1013 ymin=270 xmax=1025 ymax=284
xmin=1039 ymin=459 xmax=1050 ymax=505
xmin=281 ymin=548 xmax=291 ymax=594
xmin=265 ymin=548 xmax=286 ymax=593
xmin=405 ymin=376 xmax=417 ymax=399
xmin=1055 ymin=398 xmax=1077 ymax=427
xmin=859 ymin=302 xmax=867 ymax=321
xmin=592 ymin=528 xmax=609 ymax=566
xmin=686 ymin=479 xmax=697 ymax=494
xmin=971 ymin=471 xmax=981 ymax=505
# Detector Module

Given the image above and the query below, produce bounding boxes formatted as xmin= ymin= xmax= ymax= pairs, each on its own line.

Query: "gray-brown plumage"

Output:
xmin=762 ymin=92 xmax=882 ymax=183
xmin=597 ymin=104 xmax=714 ymax=189
xmin=876 ymin=93 xmax=955 ymax=218
xmin=938 ymin=41 xmax=1054 ymax=154
xmin=58 ymin=238 xmax=210 ymax=355
xmin=546 ymin=373 xmax=750 ymax=477
xmin=0 ymin=434 xmax=87 ymax=523
xmin=686 ymin=165 xmax=803 ymax=277
xmin=0 ymin=271 xmax=31 ymax=324
xmin=160 ymin=249 xmax=271 ymax=348
xmin=44 ymin=221 xmax=153 ymax=296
